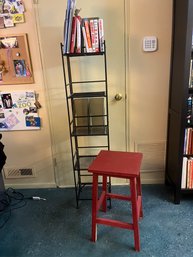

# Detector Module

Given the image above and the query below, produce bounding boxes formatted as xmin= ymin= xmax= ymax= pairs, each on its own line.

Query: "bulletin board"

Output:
xmin=0 ymin=91 xmax=40 ymax=131
xmin=0 ymin=33 xmax=34 ymax=85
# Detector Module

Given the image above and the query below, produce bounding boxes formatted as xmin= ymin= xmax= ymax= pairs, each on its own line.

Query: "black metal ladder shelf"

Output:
xmin=60 ymin=42 xmax=111 ymax=208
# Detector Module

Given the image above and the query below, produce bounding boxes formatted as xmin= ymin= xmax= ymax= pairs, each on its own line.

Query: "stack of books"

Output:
xmin=181 ymin=157 xmax=193 ymax=189
xmin=182 ymin=128 xmax=193 ymax=189
xmin=186 ymin=96 xmax=193 ymax=125
xmin=63 ymin=0 xmax=104 ymax=54
xmin=184 ymin=127 xmax=193 ymax=155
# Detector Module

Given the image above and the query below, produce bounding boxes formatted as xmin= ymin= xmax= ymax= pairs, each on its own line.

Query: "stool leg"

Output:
xmin=108 ymin=176 xmax=112 ymax=209
xmin=136 ymin=174 xmax=143 ymax=218
xmin=102 ymin=175 xmax=107 ymax=212
xmin=130 ymin=178 xmax=140 ymax=251
xmin=91 ymin=174 xmax=98 ymax=242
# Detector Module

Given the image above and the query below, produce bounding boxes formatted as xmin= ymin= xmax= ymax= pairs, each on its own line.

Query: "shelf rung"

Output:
xmin=68 ymin=91 xmax=106 ymax=99
xmin=72 ymin=80 xmax=106 ymax=84
xmin=78 ymin=146 xmax=108 ymax=149
xmin=74 ymin=115 xmax=107 ymax=118
xmin=78 ymin=155 xmax=96 ymax=158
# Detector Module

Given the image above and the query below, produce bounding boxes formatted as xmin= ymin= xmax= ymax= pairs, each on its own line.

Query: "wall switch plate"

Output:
xmin=143 ymin=36 xmax=158 ymax=52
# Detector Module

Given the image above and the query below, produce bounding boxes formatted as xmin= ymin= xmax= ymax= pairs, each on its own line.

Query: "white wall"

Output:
xmin=1 ymin=0 xmax=56 ymax=189
xmin=127 ymin=0 xmax=172 ymax=183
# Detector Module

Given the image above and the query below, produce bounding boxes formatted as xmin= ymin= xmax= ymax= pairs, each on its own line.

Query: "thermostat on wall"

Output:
xmin=143 ymin=36 xmax=158 ymax=52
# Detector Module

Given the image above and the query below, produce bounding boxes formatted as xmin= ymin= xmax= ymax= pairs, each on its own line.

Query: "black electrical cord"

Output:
xmin=0 ymin=188 xmax=27 ymax=229
xmin=0 ymin=187 xmax=46 ymax=229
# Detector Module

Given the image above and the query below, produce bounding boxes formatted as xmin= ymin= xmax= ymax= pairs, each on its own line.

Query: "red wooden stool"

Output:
xmin=88 ymin=150 xmax=143 ymax=251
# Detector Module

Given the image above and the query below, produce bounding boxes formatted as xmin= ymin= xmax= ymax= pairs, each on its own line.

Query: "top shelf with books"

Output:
xmin=63 ymin=1 xmax=105 ymax=55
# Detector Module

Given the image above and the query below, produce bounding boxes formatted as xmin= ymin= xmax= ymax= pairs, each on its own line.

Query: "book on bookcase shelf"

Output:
xmin=181 ymin=157 xmax=193 ymax=189
xmin=182 ymin=126 xmax=193 ymax=189
xmin=70 ymin=16 xmax=77 ymax=53
xmin=181 ymin=157 xmax=187 ymax=189
xmin=63 ymin=3 xmax=105 ymax=54
xmin=186 ymin=96 xmax=193 ymax=125
xmin=90 ymin=18 xmax=99 ymax=52
xmin=76 ymin=14 xmax=82 ymax=53
xmin=189 ymin=59 xmax=193 ymax=88
xmin=183 ymin=128 xmax=193 ymax=155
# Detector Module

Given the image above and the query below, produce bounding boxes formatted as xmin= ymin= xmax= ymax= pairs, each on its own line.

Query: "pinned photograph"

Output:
xmin=29 ymin=107 xmax=37 ymax=113
xmin=0 ymin=0 xmax=4 ymax=14
xmin=0 ymin=17 xmax=4 ymax=28
xmin=3 ymin=14 xmax=14 ymax=27
xmin=23 ymin=108 xmax=29 ymax=115
xmin=26 ymin=116 xmax=40 ymax=127
xmin=3 ymin=0 xmax=12 ymax=13
xmin=0 ymin=122 xmax=8 ymax=129
xmin=1 ymin=93 xmax=13 ymax=109
xmin=3 ymin=113 xmax=19 ymax=129
xmin=12 ymin=13 xmax=24 ymax=23
xmin=26 ymin=91 xmax=34 ymax=98
xmin=16 ymin=0 xmax=25 ymax=13
xmin=0 ymin=37 xmax=18 ymax=48
xmin=0 ymin=113 xmax=5 ymax=118
xmin=14 ymin=59 xmax=26 ymax=77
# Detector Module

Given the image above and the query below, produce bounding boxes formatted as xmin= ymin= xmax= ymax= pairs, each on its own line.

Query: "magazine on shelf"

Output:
xmin=63 ymin=0 xmax=76 ymax=54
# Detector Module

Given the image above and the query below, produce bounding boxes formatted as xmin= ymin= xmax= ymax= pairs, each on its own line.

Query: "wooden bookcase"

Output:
xmin=165 ymin=0 xmax=193 ymax=203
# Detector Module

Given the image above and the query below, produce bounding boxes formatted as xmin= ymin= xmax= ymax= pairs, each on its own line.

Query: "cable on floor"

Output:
xmin=0 ymin=187 xmax=46 ymax=229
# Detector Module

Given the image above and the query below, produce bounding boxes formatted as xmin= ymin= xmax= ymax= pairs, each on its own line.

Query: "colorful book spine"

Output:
xmin=189 ymin=59 xmax=193 ymax=88
xmin=84 ymin=19 xmax=92 ymax=52
xmin=70 ymin=16 xmax=77 ymax=53
xmin=187 ymin=159 xmax=191 ymax=188
xmin=90 ymin=19 xmax=95 ymax=52
xmin=181 ymin=157 xmax=188 ymax=189
xmin=93 ymin=18 xmax=99 ymax=52
xmin=82 ymin=26 xmax=89 ymax=53
xmin=76 ymin=16 xmax=81 ymax=53
xmin=90 ymin=18 xmax=99 ymax=52
xmin=99 ymin=18 xmax=104 ymax=52
xmin=184 ymin=128 xmax=188 ymax=154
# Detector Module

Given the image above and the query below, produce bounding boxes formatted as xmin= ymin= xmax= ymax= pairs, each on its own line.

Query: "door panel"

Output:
xmin=35 ymin=0 xmax=127 ymax=186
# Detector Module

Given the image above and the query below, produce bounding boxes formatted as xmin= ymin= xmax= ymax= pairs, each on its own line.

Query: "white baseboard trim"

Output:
xmin=58 ymin=178 xmax=164 ymax=188
xmin=4 ymin=182 xmax=56 ymax=189
xmin=4 ymin=172 xmax=164 ymax=189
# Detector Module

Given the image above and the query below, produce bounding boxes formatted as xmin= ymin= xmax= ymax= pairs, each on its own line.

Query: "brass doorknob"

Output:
xmin=114 ymin=93 xmax=123 ymax=101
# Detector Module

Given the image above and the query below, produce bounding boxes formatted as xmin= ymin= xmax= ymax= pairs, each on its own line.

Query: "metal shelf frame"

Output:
xmin=60 ymin=42 xmax=111 ymax=208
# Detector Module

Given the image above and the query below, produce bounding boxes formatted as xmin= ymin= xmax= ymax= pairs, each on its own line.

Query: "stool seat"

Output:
xmin=88 ymin=150 xmax=143 ymax=251
xmin=88 ymin=150 xmax=142 ymax=178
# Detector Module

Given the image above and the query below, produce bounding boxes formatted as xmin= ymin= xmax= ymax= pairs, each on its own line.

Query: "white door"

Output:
xmin=34 ymin=0 xmax=128 ymax=186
